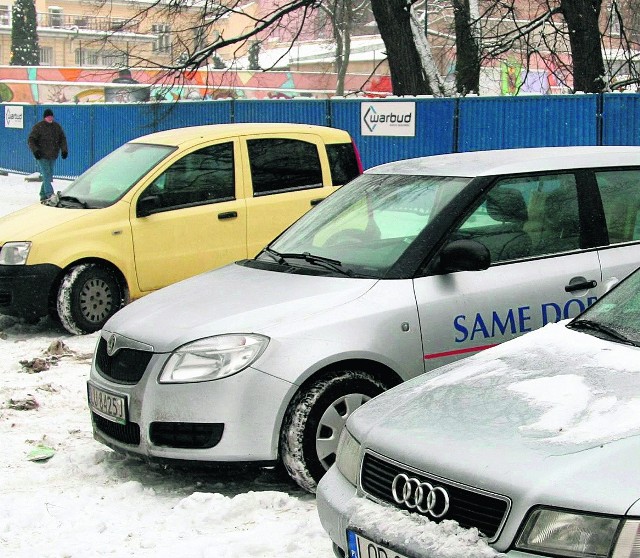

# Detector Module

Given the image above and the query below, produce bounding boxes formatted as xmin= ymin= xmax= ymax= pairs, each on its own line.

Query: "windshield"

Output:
xmin=264 ymin=173 xmax=471 ymax=277
xmin=569 ymin=269 xmax=640 ymax=346
xmin=54 ymin=142 xmax=175 ymax=208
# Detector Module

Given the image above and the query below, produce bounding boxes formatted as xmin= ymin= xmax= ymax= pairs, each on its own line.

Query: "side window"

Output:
xmin=142 ymin=143 xmax=234 ymax=211
xmin=326 ymin=143 xmax=361 ymax=185
xmin=453 ymin=174 xmax=580 ymax=264
xmin=595 ymin=170 xmax=640 ymax=244
xmin=247 ymin=138 xmax=323 ymax=196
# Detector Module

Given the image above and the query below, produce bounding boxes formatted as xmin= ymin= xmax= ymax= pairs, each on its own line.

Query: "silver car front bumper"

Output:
xmin=88 ymin=356 xmax=295 ymax=463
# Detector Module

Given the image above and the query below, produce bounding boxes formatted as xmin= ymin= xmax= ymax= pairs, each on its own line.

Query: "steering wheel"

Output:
xmin=324 ymin=228 xmax=371 ymax=247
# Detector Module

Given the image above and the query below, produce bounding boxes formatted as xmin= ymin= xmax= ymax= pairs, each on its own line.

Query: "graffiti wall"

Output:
xmin=0 ymin=66 xmax=393 ymax=104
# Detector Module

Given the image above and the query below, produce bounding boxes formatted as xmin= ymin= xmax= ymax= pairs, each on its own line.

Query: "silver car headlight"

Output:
xmin=335 ymin=428 xmax=361 ymax=486
xmin=0 ymin=241 xmax=31 ymax=265
xmin=159 ymin=334 xmax=269 ymax=383
xmin=516 ymin=508 xmax=639 ymax=557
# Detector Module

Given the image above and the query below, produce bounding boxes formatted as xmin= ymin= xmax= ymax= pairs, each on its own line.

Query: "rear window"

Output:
xmin=327 ymin=143 xmax=361 ymax=186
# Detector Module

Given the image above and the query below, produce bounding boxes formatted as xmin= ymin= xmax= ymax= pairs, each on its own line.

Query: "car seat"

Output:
xmin=478 ymin=187 xmax=532 ymax=261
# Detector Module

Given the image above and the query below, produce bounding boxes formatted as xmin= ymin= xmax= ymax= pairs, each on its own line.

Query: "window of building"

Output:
xmin=75 ymin=49 xmax=124 ymax=67
xmin=152 ymin=24 xmax=171 ymax=53
xmin=39 ymin=47 xmax=54 ymax=66
xmin=0 ymin=5 xmax=10 ymax=26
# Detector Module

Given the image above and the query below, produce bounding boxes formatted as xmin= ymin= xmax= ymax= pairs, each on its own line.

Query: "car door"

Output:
xmin=414 ymin=172 xmax=606 ymax=373
xmin=592 ymin=168 xmax=640 ymax=292
xmin=242 ymin=135 xmax=338 ymax=257
xmin=130 ymin=140 xmax=247 ymax=293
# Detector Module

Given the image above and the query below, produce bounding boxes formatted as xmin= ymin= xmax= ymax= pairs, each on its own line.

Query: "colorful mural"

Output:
xmin=0 ymin=67 xmax=393 ymax=104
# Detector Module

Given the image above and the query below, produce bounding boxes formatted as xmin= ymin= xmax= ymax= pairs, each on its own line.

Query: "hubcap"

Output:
xmin=316 ymin=393 xmax=371 ymax=471
xmin=79 ymin=278 xmax=113 ymax=324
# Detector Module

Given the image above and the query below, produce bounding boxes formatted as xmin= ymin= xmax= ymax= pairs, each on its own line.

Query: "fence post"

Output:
xmin=325 ymin=99 xmax=333 ymax=128
xmin=452 ymin=97 xmax=461 ymax=153
xmin=596 ymin=93 xmax=604 ymax=146
xmin=89 ymin=105 xmax=96 ymax=168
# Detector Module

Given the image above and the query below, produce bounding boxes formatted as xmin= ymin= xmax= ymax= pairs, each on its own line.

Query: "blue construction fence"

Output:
xmin=2 ymin=93 xmax=640 ymax=179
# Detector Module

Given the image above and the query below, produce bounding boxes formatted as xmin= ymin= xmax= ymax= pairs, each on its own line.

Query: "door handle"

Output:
xmin=565 ymin=279 xmax=597 ymax=292
xmin=218 ymin=211 xmax=237 ymax=220
xmin=310 ymin=198 xmax=324 ymax=206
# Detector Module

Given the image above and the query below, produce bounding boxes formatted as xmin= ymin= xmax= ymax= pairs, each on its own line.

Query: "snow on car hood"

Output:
xmin=350 ymin=321 xmax=640 ymax=513
xmin=0 ymin=204 xmax=90 ymax=241
xmin=104 ymin=262 xmax=377 ymax=351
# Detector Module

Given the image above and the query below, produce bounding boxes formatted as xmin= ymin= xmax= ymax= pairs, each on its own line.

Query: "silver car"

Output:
xmin=87 ymin=146 xmax=640 ymax=492
xmin=316 ymin=264 xmax=640 ymax=558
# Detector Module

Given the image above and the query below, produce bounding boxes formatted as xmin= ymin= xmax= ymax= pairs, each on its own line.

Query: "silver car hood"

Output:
xmin=105 ymin=263 xmax=377 ymax=351
xmin=351 ymin=322 xmax=640 ymax=514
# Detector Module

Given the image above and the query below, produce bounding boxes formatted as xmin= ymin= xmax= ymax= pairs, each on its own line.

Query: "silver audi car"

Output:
xmin=317 ymin=266 xmax=640 ymax=558
xmin=87 ymin=146 xmax=640 ymax=492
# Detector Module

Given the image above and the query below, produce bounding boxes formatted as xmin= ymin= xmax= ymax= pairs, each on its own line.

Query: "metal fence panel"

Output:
xmin=330 ymin=98 xmax=457 ymax=169
xmin=47 ymin=104 xmax=93 ymax=179
xmin=150 ymin=100 xmax=233 ymax=131
xmin=90 ymin=104 xmax=160 ymax=167
xmin=234 ymin=99 xmax=328 ymax=125
xmin=601 ymin=93 xmax=640 ymax=146
xmin=457 ymin=95 xmax=598 ymax=152
xmin=1 ymin=105 xmax=39 ymax=176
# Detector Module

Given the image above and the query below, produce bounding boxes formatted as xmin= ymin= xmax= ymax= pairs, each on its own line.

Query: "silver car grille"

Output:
xmin=360 ymin=451 xmax=510 ymax=541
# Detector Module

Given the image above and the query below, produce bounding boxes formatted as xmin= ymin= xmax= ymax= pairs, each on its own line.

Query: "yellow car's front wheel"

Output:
xmin=56 ymin=263 xmax=124 ymax=335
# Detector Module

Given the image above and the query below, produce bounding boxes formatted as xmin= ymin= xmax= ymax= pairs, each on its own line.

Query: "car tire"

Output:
xmin=57 ymin=263 xmax=124 ymax=335
xmin=280 ymin=369 xmax=387 ymax=493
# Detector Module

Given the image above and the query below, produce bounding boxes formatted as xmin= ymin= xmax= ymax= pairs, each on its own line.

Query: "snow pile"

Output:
xmin=348 ymin=498 xmax=503 ymax=558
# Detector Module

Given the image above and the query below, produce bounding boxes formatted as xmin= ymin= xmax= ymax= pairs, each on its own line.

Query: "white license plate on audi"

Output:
xmin=87 ymin=383 xmax=128 ymax=425
xmin=348 ymin=531 xmax=410 ymax=558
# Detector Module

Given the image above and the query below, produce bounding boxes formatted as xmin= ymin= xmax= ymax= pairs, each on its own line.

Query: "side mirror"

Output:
xmin=438 ymin=239 xmax=491 ymax=273
xmin=137 ymin=195 xmax=161 ymax=217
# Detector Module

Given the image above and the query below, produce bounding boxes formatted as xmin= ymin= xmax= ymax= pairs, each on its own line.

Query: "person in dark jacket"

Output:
xmin=27 ymin=108 xmax=69 ymax=202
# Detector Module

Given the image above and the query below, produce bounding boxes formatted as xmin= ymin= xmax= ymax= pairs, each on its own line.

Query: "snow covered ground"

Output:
xmin=0 ymin=172 xmax=503 ymax=558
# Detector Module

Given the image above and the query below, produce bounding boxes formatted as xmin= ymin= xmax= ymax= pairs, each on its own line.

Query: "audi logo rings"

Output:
xmin=391 ymin=474 xmax=450 ymax=519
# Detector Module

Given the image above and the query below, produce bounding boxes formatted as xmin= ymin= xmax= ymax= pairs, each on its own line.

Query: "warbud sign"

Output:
xmin=4 ymin=105 xmax=23 ymax=129
xmin=361 ymin=102 xmax=416 ymax=136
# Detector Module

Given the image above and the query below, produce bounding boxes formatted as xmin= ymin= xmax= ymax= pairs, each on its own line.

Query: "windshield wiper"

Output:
xmin=272 ymin=250 xmax=354 ymax=277
xmin=568 ymin=319 xmax=638 ymax=346
xmin=56 ymin=195 xmax=89 ymax=209
xmin=261 ymin=247 xmax=290 ymax=266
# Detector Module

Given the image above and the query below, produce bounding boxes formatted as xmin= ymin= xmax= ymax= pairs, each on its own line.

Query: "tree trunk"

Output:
xmin=370 ymin=0 xmax=434 ymax=95
xmin=560 ymin=0 xmax=606 ymax=92
xmin=453 ymin=0 xmax=481 ymax=94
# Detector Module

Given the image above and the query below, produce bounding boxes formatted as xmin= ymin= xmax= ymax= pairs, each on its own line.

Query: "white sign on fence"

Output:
xmin=5 ymin=106 xmax=24 ymax=129
xmin=361 ymin=102 xmax=416 ymax=137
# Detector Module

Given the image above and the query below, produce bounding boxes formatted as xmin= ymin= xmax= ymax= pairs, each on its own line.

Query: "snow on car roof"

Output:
xmin=367 ymin=146 xmax=640 ymax=177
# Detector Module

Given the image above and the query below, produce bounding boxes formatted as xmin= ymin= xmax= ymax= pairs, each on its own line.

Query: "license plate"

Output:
xmin=348 ymin=531 xmax=410 ymax=558
xmin=87 ymin=383 xmax=128 ymax=425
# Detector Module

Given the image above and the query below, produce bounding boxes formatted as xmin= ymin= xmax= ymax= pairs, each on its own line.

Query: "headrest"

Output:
xmin=487 ymin=188 xmax=528 ymax=223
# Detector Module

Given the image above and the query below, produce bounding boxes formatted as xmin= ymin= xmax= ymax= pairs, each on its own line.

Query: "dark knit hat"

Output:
xmin=43 ymin=109 xmax=54 ymax=118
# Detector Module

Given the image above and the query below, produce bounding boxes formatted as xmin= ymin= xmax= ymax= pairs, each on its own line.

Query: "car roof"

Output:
xmin=130 ymin=123 xmax=352 ymax=148
xmin=367 ymin=146 xmax=640 ymax=177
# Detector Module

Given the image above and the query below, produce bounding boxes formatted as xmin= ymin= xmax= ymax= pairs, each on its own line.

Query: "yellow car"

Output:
xmin=0 ymin=123 xmax=361 ymax=334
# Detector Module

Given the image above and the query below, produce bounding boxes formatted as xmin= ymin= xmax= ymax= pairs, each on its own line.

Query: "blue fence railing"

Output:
xmin=3 ymin=93 xmax=640 ymax=179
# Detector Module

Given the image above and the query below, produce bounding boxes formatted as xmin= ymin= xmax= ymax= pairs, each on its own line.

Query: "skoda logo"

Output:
xmin=106 ymin=334 xmax=118 ymax=356
xmin=391 ymin=473 xmax=450 ymax=519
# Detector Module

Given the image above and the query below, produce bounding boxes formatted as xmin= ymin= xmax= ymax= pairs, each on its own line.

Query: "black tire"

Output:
xmin=56 ymin=263 xmax=124 ymax=335
xmin=280 ymin=369 xmax=387 ymax=493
